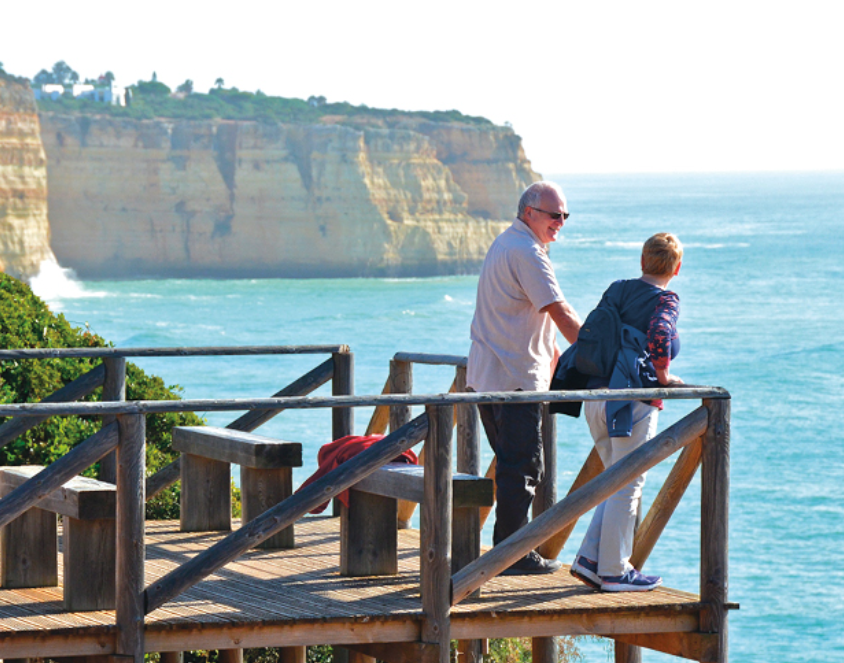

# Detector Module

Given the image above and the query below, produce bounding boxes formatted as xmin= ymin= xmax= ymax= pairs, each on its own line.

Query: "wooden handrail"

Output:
xmin=0 ymin=422 xmax=118 ymax=529
xmin=451 ymin=405 xmax=710 ymax=605
xmin=0 ymin=363 xmax=106 ymax=449
xmin=0 ymin=387 xmax=731 ymax=418
xmin=0 ymin=345 xmax=349 ymax=359
xmin=144 ymin=414 xmax=430 ymax=614
xmin=393 ymin=352 xmax=467 ymax=367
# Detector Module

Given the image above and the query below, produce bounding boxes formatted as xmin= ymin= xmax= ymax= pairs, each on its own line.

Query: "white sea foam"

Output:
xmin=27 ymin=259 xmax=105 ymax=307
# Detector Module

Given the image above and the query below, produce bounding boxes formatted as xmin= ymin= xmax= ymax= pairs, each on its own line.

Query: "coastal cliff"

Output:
xmin=0 ymin=76 xmax=55 ymax=279
xmin=40 ymin=114 xmax=539 ymax=278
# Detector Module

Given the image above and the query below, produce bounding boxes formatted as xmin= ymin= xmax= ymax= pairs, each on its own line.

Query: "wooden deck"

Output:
xmin=0 ymin=516 xmax=724 ymax=659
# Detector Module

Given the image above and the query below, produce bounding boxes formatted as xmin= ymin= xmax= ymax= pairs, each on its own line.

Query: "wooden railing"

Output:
xmin=0 ymin=347 xmax=730 ymax=663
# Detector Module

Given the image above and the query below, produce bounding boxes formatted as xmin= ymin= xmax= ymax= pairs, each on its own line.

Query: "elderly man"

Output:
xmin=467 ymin=180 xmax=581 ymax=574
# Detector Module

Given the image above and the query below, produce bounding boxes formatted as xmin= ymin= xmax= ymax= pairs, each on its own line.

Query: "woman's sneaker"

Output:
xmin=570 ymin=555 xmax=601 ymax=589
xmin=600 ymin=569 xmax=662 ymax=592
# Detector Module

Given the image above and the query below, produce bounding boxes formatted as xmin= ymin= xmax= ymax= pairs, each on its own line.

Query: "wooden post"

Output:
xmin=614 ymin=508 xmax=643 ymax=663
xmin=180 ymin=453 xmax=232 ymax=532
xmin=99 ymin=358 xmax=126 ymax=485
xmin=340 ymin=489 xmax=398 ymax=576
xmin=115 ymin=413 xmax=146 ymax=663
xmin=217 ymin=650 xmax=243 ymax=663
xmin=332 ymin=351 xmax=355 ymax=439
xmin=63 ymin=516 xmax=116 ymax=610
xmin=278 ymin=647 xmax=306 ymax=663
xmin=389 ymin=358 xmax=412 ymax=432
xmin=454 ymin=365 xmax=483 ymax=663
xmin=701 ymin=398 xmax=730 ymax=663
xmin=421 ymin=404 xmax=453 ymax=663
xmin=391 ymin=359 xmax=415 ymax=527
xmin=532 ymin=403 xmax=557 ymax=663
xmin=332 ymin=351 xmax=354 ymax=516
xmin=240 ymin=466 xmax=293 ymax=549
xmin=0 ymin=504 xmax=57 ymax=588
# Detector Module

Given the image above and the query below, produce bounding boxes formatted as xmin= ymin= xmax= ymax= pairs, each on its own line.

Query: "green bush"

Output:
xmin=0 ymin=273 xmax=204 ymax=519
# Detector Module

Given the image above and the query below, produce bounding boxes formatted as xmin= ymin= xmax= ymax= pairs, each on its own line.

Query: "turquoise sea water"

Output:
xmin=41 ymin=171 xmax=844 ymax=662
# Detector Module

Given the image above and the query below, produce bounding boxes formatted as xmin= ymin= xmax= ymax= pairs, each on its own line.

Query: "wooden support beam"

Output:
xmin=0 ymin=423 xmax=118 ymax=530
xmin=217 ymin=650 xmax=242 ymax=663
xmin=226 ymin=357 xmax=335 ymax=433
xmin=0 ymin=364 xmax=106 ymax=450
xmin=145 ymin=414 xmax=429 ymax=614
xmin=345 ymin=642 xmax=441 ymax=663
xmin=277 ymin=647 xmax=305 ymax=663
xmin=612 ymin=632 xmax=720 ymax=662
xmin=477 ymin=457 xmax=497 ymax=528
xmin=452 ymin=406 xmax=708 ymax=605
xmin=631 ymin=436 xmax=703 ymax=569
xmin=421 ymin=404 xmax=453 ymax=663
xmin=538 ymin=447 xmax=604 ymax=560
xmin=700 ymin=398 xmax=731 ymax=663
xmin=364 ymin=376 xmax=392 ymax=436
xmin=115 ymin=413 xmax=146 ymax=663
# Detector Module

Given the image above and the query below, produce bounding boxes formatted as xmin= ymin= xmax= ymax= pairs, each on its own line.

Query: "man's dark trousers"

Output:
xmin=478 ymin=400 xmax=544 ymax=546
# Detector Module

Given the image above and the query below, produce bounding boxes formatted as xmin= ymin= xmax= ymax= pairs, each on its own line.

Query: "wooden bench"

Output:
xmin=342 ymin=463 xmax=494 ymax=577
xmin=172 ymin=426 xmax=303 ymax=549
xmin=0 ymin=466 xmax=116 ymax=611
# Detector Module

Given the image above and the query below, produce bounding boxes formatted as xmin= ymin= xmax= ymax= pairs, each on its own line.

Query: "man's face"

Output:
xmin=523 ymin=190 xmax=568 ymax=244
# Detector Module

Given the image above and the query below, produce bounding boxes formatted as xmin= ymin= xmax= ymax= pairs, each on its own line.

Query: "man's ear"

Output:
xmin=673 ymin=260 xmax=682 ymax=276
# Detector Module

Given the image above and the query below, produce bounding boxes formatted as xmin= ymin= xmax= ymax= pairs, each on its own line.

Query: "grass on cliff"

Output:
xmin=36 ymin=84 xmax=494 ymax=127
xmin=0 ymin=273 xmax=202 ymax=519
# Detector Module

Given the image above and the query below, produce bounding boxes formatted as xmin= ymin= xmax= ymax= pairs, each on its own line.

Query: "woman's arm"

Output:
xmin=647 ymin=292 xmax=681 ymax=385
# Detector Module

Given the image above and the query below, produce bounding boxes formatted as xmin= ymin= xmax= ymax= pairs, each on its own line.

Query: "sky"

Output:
xmin=3 ymin=0 xmax=842 ymax=175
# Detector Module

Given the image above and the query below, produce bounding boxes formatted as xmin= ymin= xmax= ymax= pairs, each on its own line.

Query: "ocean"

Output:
xmin=34 ymin=171 xmax=844 ymax=662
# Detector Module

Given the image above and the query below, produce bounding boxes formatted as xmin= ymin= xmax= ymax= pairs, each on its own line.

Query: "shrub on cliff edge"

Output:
xmin=0 ymin=273 xmax=203 ymax=518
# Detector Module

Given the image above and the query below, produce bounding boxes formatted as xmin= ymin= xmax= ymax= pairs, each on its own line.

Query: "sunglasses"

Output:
xmin=529 ymin=206 xmax=570 ymax=221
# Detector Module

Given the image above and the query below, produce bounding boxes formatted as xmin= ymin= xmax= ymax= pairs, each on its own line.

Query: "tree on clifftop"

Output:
xmin=32 ymin=60 xmax=80 ymax=86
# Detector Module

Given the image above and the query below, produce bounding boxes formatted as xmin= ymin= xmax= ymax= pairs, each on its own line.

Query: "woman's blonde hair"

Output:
xmin=642 ymin=233 xmax=683 ymax=276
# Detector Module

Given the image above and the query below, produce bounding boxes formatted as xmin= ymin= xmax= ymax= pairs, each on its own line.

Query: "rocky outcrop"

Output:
xmin=41 ymin=113 xmax=539 ymax=278
xmin=0 ymin=76 xmax=56 ymax=279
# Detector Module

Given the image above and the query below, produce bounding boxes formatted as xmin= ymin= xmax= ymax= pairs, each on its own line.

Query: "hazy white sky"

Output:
xmin=3 ymin=0 xmax=842 ymax=175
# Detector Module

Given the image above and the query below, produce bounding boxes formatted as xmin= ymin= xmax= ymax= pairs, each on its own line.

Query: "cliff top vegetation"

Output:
xmin=22 ymin=62 xmax=493 ymax=127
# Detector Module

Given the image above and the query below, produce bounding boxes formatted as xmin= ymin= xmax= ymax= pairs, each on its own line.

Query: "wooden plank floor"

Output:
xmin=0 ymin=517 xmax=714 ymax=658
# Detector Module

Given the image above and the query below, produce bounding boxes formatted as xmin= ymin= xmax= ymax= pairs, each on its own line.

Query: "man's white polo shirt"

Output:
xmin=467 ymin=218 xmax=564 ymax=393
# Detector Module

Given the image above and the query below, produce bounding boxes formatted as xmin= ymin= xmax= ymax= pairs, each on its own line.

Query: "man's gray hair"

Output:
xmin=517 ymin=181 xmax=565 ymax=220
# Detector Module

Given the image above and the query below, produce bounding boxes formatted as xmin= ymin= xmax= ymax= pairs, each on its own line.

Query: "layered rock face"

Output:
xmin=0 ymin=76 xmax=56 ymax=279
xmin=41 ymin=114 xmax=539 ymax=278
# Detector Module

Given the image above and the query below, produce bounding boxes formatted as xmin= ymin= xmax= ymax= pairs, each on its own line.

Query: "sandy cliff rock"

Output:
xmin=0 ymin=76 xmax=56 ymax=279
xmin=40 ymin=114 xmax=539 ymax=278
